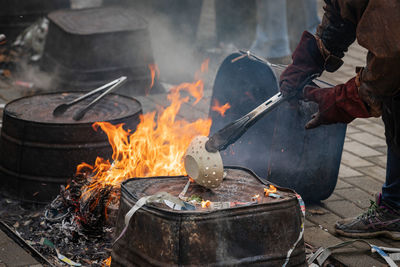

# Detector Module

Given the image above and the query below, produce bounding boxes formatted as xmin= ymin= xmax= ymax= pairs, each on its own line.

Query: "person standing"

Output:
xmin=280 ymin=0 xmax=400 ymax=239
xmin=250 ymin=0 xmax=320 ymax=64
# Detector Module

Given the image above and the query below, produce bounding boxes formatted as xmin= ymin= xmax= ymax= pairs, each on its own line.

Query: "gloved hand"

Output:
xmin=279 ymin=31 xmax=325 ymax=97
xmin=302 ymin=77 xmax=373 ymax=129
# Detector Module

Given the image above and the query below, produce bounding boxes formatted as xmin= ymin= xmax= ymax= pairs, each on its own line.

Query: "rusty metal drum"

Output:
xmin=0 ymin=92 xmax=142 ymax=203
xmin=112 ymin=167 xmax=306 ymax=266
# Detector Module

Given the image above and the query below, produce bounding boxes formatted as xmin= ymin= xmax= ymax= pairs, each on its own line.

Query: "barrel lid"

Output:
xmin=121 ymin=166 xmax=296 ymax=214
xmin=4 ymin=92 xmax=142 ymax=124
xmin=47 ymin=7 xmax=148 ymax=35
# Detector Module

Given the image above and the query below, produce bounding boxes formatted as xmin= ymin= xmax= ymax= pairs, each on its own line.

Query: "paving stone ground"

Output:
xmin=0 ymin=229 xmax=41 ymax=267
xmin=0 ymin=0 xmax=399 ymax=266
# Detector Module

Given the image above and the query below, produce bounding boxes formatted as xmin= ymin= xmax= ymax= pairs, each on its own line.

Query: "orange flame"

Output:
xmin=201 ymin=200 xmax=211 ymax=208
xmin=102 ymin=256 xmax=111 ymax=266
xmin=199 ymin=58 xmax=209 ymax=74
xmin=211 ymin=99 xmax=231 ymax=117
xmin=264 ymin=185 xmax=277 ymax=196
xmin=78 ymin=60 xmax=211 ymax=201
xmin=147 ymin=63 xmax=160 ymax=95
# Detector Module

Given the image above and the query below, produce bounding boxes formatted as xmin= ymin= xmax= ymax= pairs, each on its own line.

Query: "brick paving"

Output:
xmin=0 ymin=229 xmax=41 ymax=267
xmin=0 ymin=0 xmax=399 ymax=266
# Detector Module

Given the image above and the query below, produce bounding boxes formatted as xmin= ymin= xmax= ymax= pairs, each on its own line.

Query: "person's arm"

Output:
xmin=281 ymin=0 xmax=400 ymax=128
xmin=280 ymin=0 xmax=361 ymax=97
xmin=301 ymin=0 xmax=400 ymax=128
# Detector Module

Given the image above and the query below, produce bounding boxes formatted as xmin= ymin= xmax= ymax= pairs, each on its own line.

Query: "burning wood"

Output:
xmin=1 ymin=59 xmax=283 ymax=266
xmin=63 ymin=59 xmax=212 ymax=227
xmin=24 ymin=59 xmax=214 ymax=257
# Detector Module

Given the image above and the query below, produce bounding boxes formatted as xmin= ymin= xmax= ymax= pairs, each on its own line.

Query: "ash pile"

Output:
xmin=0 ymin=168 xmax=117 ymax=266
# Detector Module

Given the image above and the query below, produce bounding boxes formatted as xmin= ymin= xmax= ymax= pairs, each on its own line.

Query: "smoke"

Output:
xmin=127 ymin=0 xmax=256 ymax=86
xmin=146 ymin=14 xmax=203 ymax=85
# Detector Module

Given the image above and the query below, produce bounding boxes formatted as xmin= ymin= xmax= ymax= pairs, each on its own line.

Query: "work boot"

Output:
xmin=335 ymin=194 xmax=400 ymax=240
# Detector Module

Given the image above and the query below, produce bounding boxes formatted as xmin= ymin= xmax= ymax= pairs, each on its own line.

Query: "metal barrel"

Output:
xmin=112 ymin=167 xmax=306 ymax=266
xmin=0 ymin=92 xmax=142 ymax=203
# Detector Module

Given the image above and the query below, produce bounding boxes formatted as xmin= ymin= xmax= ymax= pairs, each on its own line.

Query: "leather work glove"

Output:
xmin=279 ymin=31 xmax=325 ymax=98
xmin=302 ymin=77 xmax=375 ymax=129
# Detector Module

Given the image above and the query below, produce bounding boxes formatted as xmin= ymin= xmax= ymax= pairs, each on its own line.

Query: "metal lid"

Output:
xmin=121 ymin=167 xmax=294 ymax=213
xmin=47 ymin=7 xmax=148 ymax=35
xmin=4 ymin=92 xmax=142 ymax=124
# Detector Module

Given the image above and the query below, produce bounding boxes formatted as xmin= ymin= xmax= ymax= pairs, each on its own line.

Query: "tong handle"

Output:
xmin=52 ymin=77 xmax=123 ymax=117
xmin=205 ymin=74 xmax=319 ymax=152
xmin=68 ymin=79 xmax=120 ymax=106
xmin=205 ymin=92 xmax=285 ymax=152
xmin=72 ymin=76 xmax=127 ymax=121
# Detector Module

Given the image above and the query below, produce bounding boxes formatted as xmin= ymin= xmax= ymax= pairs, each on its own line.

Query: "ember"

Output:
xmin=103 ymin=256 xmax=112 ymax=266
xmin=264 ymin=184 xmax=277 ymax=196
xmin=211 ymin=99 xmax=231 ymax=116
xmin=201 ymin=200 xmax=211 ymax=208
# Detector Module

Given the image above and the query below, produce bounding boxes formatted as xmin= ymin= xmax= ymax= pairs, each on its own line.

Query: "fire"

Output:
xmin=211 ymin=99 xmax=231 ymax=117
xmin=102 ymin=256 xmax=111 ymax=266
xmin=147 ymin=63 xmax=160 ymax=95
xmin=264 ymin=185 xmax=277 ymax=196
xmin=78 ymin=60 xmax=212 ymax=202
xmin=201 ymin=200 xmax=211 ymax=208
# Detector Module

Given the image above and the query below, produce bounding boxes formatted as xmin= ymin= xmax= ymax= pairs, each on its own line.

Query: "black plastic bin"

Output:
xmin=40 ymin=7 xmax=158 ymax=95
xmin=208 ymin=52 xmax=347 ymax=202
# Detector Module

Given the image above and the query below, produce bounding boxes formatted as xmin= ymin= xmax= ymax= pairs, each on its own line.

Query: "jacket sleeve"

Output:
xmin=316 ymin=0 xmax=360 ymax=59
xmin=318 ymin=0 xmax=400 ymax=97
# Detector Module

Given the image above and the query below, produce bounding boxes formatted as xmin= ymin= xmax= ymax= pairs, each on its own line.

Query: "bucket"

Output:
xmin=40 ymin=7 xmax=159 ymax=95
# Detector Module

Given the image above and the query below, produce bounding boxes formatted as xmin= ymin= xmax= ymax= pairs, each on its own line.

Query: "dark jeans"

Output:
xmin=382 ymin=145 xmax=400 ymax=209
xmin=381 ymin=93 xmax=400 ymax=209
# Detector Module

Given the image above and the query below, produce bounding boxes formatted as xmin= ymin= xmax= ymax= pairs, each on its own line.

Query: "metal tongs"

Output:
xmin=184 ymin=74 xmax=319 ymax=188
xmin=205 ymin=74 xmax=318 ymax=152
xmin=52 ymin=76 xmax=127 ymax=120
